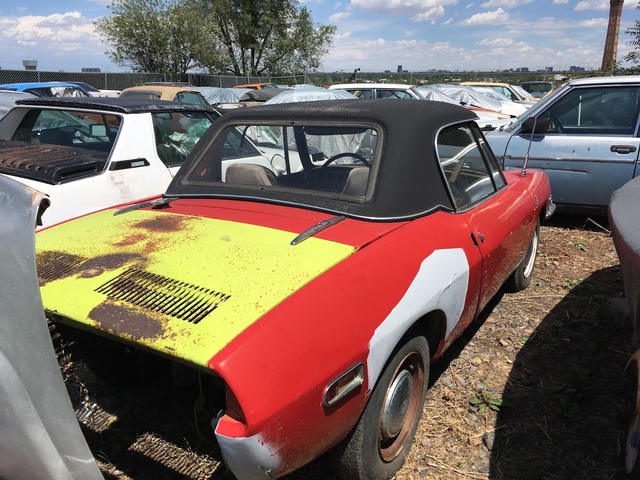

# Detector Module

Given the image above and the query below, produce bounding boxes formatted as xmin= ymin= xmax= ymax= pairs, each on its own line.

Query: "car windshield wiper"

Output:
xmin=114 ymin=196 xmax=177 ymax=216
xmin=290 ymin=216 xmax=346 ymax=246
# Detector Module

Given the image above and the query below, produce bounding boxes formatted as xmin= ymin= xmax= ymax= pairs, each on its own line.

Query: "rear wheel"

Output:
xmin=505 ymin=218 xmax=540 ymax=292
xmin=331 ymin=335 xmax=429 ymax=480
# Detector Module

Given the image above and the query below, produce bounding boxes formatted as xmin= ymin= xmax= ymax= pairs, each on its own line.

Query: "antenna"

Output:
xmin=521 ymin=116 xmax=538 ymax=177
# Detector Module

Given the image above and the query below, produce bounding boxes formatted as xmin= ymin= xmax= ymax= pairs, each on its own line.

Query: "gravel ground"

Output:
xmin=57 ymin=214 xmax=635 ymax=480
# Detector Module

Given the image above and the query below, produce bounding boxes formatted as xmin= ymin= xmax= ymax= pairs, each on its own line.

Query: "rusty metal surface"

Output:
xmin=0 ymin=140 xmax=107 ymax=184
xmin=0 ymin=174 xmax=102 ymax=479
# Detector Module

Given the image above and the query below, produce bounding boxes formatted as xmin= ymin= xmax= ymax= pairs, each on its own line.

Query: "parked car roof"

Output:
xmin=460 ymin=81 xmax=536 ymax=103
xmin=119 ymin=85 xmax=209 ymax=105
xmin=232 ymin=82 xmax=278 ymax=89
xmin=15 ymin=96 xmax=217 ymax=114
xmin=0 ymin=82 xmax=90 ymax=98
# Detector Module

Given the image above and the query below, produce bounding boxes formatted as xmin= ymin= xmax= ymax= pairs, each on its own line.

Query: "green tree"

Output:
xmin=95 ymin=0 xmax=205 ymax=74
xmin=624 ymin=1 xmax=640 ymax=65
xmin=95 ymin=0 xmax=335 ymax=77
xmin=197 ymin=0 xmax=336 ymax=76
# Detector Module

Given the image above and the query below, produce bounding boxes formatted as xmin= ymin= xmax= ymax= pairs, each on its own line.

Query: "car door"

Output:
xmin=503 ymin=84 xmax=640 ymax=209
xmin=438 ymin=122 xmax=536 ymax=312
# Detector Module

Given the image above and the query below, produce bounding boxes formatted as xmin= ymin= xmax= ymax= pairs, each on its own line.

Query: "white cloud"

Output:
xmin=575 ymin=0 xmax=612 ymax=11
xmin=481 ymin=0 xmax=533 ymax=7
xmin=478 ymin=37 xmax=515 ymax=47
xmin=349 ymin=0 xmax=457 ymax=15
xmin=0 ymin=11 xmax=110 ymax=70
xmin=552 ymin=0 xmax=569 ymax=4
xmin=329 ymin=11 xmax=352 ymax=22
xmin=461 ymin=7 xmax=509 ymax=25
xmin=411 ymin=5 xmax=445 ymax=21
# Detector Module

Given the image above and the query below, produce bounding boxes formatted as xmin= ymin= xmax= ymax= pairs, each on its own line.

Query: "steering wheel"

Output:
xmin=321 ymin=152 xmax=370 ymax=168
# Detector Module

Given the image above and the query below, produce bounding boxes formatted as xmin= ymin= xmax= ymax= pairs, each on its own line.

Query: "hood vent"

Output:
xmin=95 ymin=267 xmax=230 ymax=324
xmin=37 ymin=251 xmax=87 ymax=283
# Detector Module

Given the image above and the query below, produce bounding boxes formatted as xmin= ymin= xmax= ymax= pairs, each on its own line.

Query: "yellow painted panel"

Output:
xmin=37 ymin=209 xmax=355 ymax=368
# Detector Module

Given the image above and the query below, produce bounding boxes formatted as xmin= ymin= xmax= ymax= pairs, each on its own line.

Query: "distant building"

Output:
xmin=22 ymin=60 xmax=37 ymax=71
xmin=82 ymin=67 xmax=101 ymax=73
xmin=397 ymin=65 xmax=402 ymax=73
xmin=569 ymin=66 xmax=586 ymax=72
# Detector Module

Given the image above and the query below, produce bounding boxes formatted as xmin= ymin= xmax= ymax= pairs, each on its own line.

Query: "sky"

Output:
xmin=0 ymin=0 xmax=638 ymax=74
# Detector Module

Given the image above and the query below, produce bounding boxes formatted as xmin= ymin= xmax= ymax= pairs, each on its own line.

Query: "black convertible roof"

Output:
xmin=169 ymin=99 xmax=480 ymax=220
xmin=15 ymin=97 xmax=218 ymax=114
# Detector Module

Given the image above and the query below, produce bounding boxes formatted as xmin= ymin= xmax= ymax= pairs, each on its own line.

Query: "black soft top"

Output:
xmin=15 ymin=97 xmax=218 ymax=114
xmin=169 ymin=99 xmax=479 ymax=220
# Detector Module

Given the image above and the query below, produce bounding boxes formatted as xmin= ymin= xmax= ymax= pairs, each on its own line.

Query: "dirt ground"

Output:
xmin=56 ymin=214 xmax=636 ymax=480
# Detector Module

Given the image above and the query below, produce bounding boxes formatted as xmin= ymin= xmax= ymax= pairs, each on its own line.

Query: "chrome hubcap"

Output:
xmin=381 ymin=369 xmax=413 ymax=439
xmin=523 ymin=229 xmax=538 ymax=278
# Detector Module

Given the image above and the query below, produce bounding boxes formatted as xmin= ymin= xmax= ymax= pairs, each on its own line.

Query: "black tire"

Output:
xmin=504 ymin=218 xmax=540 ymax=292
xmin=625 ymin=358 xmax=640 ymax=478
xmin=331 ymin=335 xmax=430 ymax=480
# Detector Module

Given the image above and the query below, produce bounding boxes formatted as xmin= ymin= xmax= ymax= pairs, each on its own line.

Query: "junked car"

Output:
xmin=328 ymin=82 xmax=426 ymax=100
xmin=521 ymin=81 xmax=554 ymax=99
xmin=119 ymin=84 xmax=209 ymax=106
xmin=0 ymin=81 xmax=89 ymax=98
xmin=35 ymin=99 xmax=553 ymax=479
xmin=486 ymin=75 xmax=640 ymax=214
xmin=0 ymin=97 xmax=218 ymax=228
xmin=461 ymin=81 xmax=537 ymax=104
xmin=69 ymin=81 xmax=121 ymax=97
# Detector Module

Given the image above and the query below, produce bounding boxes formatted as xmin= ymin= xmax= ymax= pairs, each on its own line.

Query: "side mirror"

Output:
xmin=520 ymin=116 xmax=551 ymax=135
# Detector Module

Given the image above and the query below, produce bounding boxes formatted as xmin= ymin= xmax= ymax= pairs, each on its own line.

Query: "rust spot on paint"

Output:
xmin=134 ymin=215 xmax=186 ymax=232
xmin=113 ymin=233 xmax=147 ymax=247
xmin=90 ymin=300 xmax=164 ymax=341
xmin=37 ymin=250 xmax=86 ymax=285
xmin=81 ymin=253 xmax=142 ymax=271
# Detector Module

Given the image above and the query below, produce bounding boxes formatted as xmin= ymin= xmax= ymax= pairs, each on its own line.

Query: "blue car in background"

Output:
xmin=486 ymin=75 xmax=640 ymax=215
xmin=0 ymin=81 xmax=89 ymax=98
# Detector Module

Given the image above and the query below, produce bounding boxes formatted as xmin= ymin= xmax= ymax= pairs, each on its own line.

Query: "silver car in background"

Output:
xmin=486 ymin=75 xmax=640 ymax=215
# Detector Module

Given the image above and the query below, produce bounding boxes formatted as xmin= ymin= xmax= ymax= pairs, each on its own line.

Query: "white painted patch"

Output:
xmin=366 ymin=248 xmax=469 ymax=388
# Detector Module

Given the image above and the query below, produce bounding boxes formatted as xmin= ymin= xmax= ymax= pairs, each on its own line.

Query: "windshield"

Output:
xmin=176 ymin=121 xmax=379 ymax=202
xmin=512 ymin=85 xmax=534 ymax=101
xmin=11 ymin=108 xmax=121 ymax=155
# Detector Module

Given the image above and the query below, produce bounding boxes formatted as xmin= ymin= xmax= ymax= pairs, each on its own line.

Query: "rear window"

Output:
xmin=120 ymin=90 xmax=162 ymax=100
xmin=179 ymin=121 xmax=379 ymax=201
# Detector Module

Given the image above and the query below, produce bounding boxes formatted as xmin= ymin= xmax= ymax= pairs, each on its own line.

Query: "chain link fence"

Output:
xmin=0 ymin=68 xmax=580 ymax=92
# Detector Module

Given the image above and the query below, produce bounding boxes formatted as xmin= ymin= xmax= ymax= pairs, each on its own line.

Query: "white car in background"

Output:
xmin=0 ymin=97 xmax=219 ymax=228
xmin=328 ymin=83 xmax=426 ymax=99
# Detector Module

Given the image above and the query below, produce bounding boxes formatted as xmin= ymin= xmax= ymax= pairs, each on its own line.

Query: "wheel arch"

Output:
xmin=413 ymin=309 xmax=447 ymax=360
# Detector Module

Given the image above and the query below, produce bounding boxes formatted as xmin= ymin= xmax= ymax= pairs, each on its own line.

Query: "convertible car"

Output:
xmin=35 ymin=100 xmax=553 ymax=479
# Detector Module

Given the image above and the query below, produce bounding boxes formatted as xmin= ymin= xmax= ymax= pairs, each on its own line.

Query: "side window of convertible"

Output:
xmin=437 ymin=124 xmax=501 ymax=209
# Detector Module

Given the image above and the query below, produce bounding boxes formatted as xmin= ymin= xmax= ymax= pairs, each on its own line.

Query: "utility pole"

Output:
xmin=601 ymin=0 xmax=625 ymax=74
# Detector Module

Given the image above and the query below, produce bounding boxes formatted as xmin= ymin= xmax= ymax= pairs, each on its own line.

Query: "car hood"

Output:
xmin=36 ymin=204 xmax=393 ymax=370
